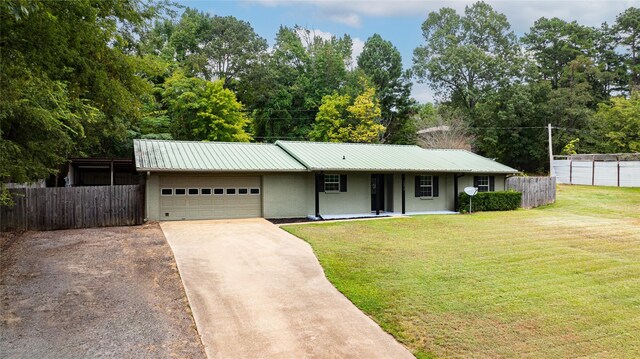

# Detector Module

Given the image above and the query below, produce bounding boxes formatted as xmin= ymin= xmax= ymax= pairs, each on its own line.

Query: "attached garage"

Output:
xmin=158 ymin=175 xmax=262 ymax=220
xmin=135 ymin=140 xmax=308 ymax=221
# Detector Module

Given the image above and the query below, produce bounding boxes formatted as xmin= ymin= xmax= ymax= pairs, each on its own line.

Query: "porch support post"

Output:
xmin=314 ymin=173 xmax=322 ymax=219
xmin=375 ymin=174 xmax=381 ymax=216
xmin=454 ymin=174 xmax=463 ymax=210
xmin=401 ymin=174 xmax=405 ymax=214
xmin=110 ymin=160 xmax=114 ymax=186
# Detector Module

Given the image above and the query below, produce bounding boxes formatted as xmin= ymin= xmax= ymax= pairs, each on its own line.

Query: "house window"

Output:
xmin=418 ymin=175 xmax=433 ymax=197
xmin=161 ymin=188 xmax=173 ymax=196
xmin=250 ymin=188 xmax=260 ymax=195
xmin=175 ymin=188 xmax=186 ymax=195
xmin=324 ymin=174 xmax=340 ymax=192
xmin=188 ymin=188 xmax=199 ymax=195
xmin=226 ymin=188 xmax=236 ymax=195
xmin=238 ymin=188 xmax=248 ymax=195
xmin=201 ymin=188 xmax=212 ymax=195
xmin=476 ymin=176 xmax=490 ymax=192
xmin=213 ymin=188 xmax=224 ymax=195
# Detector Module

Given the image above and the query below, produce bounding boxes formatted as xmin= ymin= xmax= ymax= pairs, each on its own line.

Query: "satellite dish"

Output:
xmin=464 ymin=187 xmax=478 ymax=196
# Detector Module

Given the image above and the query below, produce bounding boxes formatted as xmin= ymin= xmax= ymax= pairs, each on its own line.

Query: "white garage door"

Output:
xmin=159 ymin=175 xmax=262 ymax=220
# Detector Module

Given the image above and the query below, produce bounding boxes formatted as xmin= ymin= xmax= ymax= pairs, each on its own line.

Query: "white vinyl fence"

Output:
xmin=552 ymin=154 xmax=640 ymax=187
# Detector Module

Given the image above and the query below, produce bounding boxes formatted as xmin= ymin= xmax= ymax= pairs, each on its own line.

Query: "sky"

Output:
xmin=176 ymin=0 xmax=636 ymax=103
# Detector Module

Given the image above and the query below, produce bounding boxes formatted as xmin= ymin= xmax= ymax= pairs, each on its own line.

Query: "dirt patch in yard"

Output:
xmin=0 ymin=224 xmax=206 ymax=359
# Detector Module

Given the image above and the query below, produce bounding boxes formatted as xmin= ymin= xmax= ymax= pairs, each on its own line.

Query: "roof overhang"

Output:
xmin=137 ymin=168 xmax=310 ymax=173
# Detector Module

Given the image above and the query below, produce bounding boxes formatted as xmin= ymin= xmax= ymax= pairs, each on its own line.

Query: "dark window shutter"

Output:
xmin=340 ymin=174 xmax=347 ymax=192
xmin=316 ymin=174 xmax=325 ymax=192
xmin=489 ymin=176 xmax=495 ymax=191
xmin=433 ymin=176 xmax=439 ymax=197
xmin=415 ymin=176 xmax=420 ymax=197
xmin=473 ymin=176 xmax=480 ymax=188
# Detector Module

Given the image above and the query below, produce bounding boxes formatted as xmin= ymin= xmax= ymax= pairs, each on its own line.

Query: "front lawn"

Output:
xmin=284 ymin=185 xmax=640 ymax=358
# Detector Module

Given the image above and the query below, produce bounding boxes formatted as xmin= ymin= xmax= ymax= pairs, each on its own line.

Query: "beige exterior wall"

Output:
xmin=262 ymin=173 xmax=310 ymax=218
xmin=404 ymin=173 xmax=455 ymax=212
xmin=457 ymin=174 xmax=506 ymax=191
xmin=144 ymin=171 xmax=509 ymax=221
xmin=317 ymin=172 xmax=371 ymax=216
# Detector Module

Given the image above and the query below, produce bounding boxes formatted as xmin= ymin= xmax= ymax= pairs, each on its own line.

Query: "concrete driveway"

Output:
xmin=160 ymin=218 xmax=414 ymax=359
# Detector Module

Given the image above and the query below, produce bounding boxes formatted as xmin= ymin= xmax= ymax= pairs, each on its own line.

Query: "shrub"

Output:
xmin=458 ymin=190 xmax=521 ymax=213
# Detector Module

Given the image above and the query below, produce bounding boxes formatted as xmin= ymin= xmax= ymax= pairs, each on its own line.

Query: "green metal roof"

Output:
xmin=276 ymin=141 xmax=518 ymax=173
xmin=133 ymin=139 xmax=518 ymax=174
xmin=134 ymin=139 xmax=307 ymax=172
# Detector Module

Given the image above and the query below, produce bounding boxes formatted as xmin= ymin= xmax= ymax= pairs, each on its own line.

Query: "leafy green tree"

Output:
xmin=357 ymin=34 xmax=414 ymax=143
xmin=523 ymin=17 xmax=597 ymax=89
xmin=162 ymin=72 xmax=251 ymax=142
xmin=591 ymin=92 xmax=640 ymax=152
xmin=149 ymin=8 xmax=268 ymax=86
xmin=0 ymin=0 xmax=166 ymax=204
xmin=241 ymin=26 xmax=310 ymax=140
xmin=593 ymin=23 xmax=628 ymax=96
xmin=614 ymin=7 xmax=640 ymax=91
xmin=300 ymin=27 xmax=353 ymax=108
xmin=245 ymin=26 xmax=355 ymax=141
xmin=413 ymin=1 xmax=521 ymax=111
xmin=309 ymin=82 xmax=384 ymax=143
xmin=475 ymin=82 xmax=552 ymax=172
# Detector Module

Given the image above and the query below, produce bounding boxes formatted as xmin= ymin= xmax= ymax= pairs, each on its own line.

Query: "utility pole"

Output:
xmin=548 ymin=123 xmax=555 ymax=177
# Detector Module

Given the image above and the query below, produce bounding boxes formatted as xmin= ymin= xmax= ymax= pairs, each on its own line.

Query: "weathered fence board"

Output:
xmin=506 ymin=176 xmax=556 ymax=209
xmin=0 ymin=185 xmax=144 ymax=231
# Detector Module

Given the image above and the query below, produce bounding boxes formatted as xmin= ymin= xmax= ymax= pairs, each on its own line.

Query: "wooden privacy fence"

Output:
xmin=506 ymin=176 xmax=556 ymax=209
xmin=0 ymin=185 xmax=144 ymax=231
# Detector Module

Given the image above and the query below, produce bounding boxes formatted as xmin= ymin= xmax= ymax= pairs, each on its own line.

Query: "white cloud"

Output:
xmin=328 ymin=13 xmax=362 ymax=27
xmin=252 ymin=0 xmax=635 ymax=31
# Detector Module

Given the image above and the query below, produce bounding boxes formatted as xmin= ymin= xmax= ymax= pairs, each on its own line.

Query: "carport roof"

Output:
xmin=276 ymin=141 xmax=518 ymax=173
xmin=134 ymin=139 xmax=307 ymax=172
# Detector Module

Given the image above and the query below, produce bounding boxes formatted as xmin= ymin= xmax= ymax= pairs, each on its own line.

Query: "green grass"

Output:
xmin=284 ymin=185 xmax=640 ymax=358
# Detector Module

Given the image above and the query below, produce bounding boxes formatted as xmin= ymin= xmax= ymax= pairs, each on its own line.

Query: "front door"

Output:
xmin=371 ymin=174 xmax=385 ymax=212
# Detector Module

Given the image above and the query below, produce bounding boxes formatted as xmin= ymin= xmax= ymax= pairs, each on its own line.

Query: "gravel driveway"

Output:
xmin=0 ymin=224 xmax=205 ymax=359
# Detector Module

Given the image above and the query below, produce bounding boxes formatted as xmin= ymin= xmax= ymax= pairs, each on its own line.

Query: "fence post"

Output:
xmin=591 ymin=156 xmax=595 ymax=186
xmin=569 ymin=156 xmax=573 ymax=185
xmin=617 ymin=156 xmax=620 ymax=187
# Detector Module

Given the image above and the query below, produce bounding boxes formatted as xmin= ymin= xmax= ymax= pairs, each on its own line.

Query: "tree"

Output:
xmin=309 ymin=82 xmax=384 ymax=143
xmin=162 ymin=72 xmax=251 ymax=142
xmin=413 ymin=1 xmax=521 ymax=111
xmin=1 ymin=0 xmax=166 ymax=204
xmin=158 ymin=8 xmax=268 ymax=86
xmin=614 ymin=7 xmax=640 ymax=91
xmin=416 ymin=106 xmax=475 ymax=151
xmin=358 ymin=34 xmax=414 ymax=143
xmin=474 ymin=82 xmax=552 ymax=172
xmin=244 ymin=26 xmax=356 ymax=141
xmin=591 ymin=92 xmax=640 ymax=153
xmin=593 ymin=22 xmax=628 ymax=96
xmin=300 ymin=27 xmax=353 ymax=108
xmin=523 ymin=17 xmax=597 ymax=89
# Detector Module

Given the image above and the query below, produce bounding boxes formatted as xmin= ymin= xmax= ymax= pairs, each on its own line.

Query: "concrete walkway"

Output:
xmin=161 ymin=218 xmax=414 ymax=359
